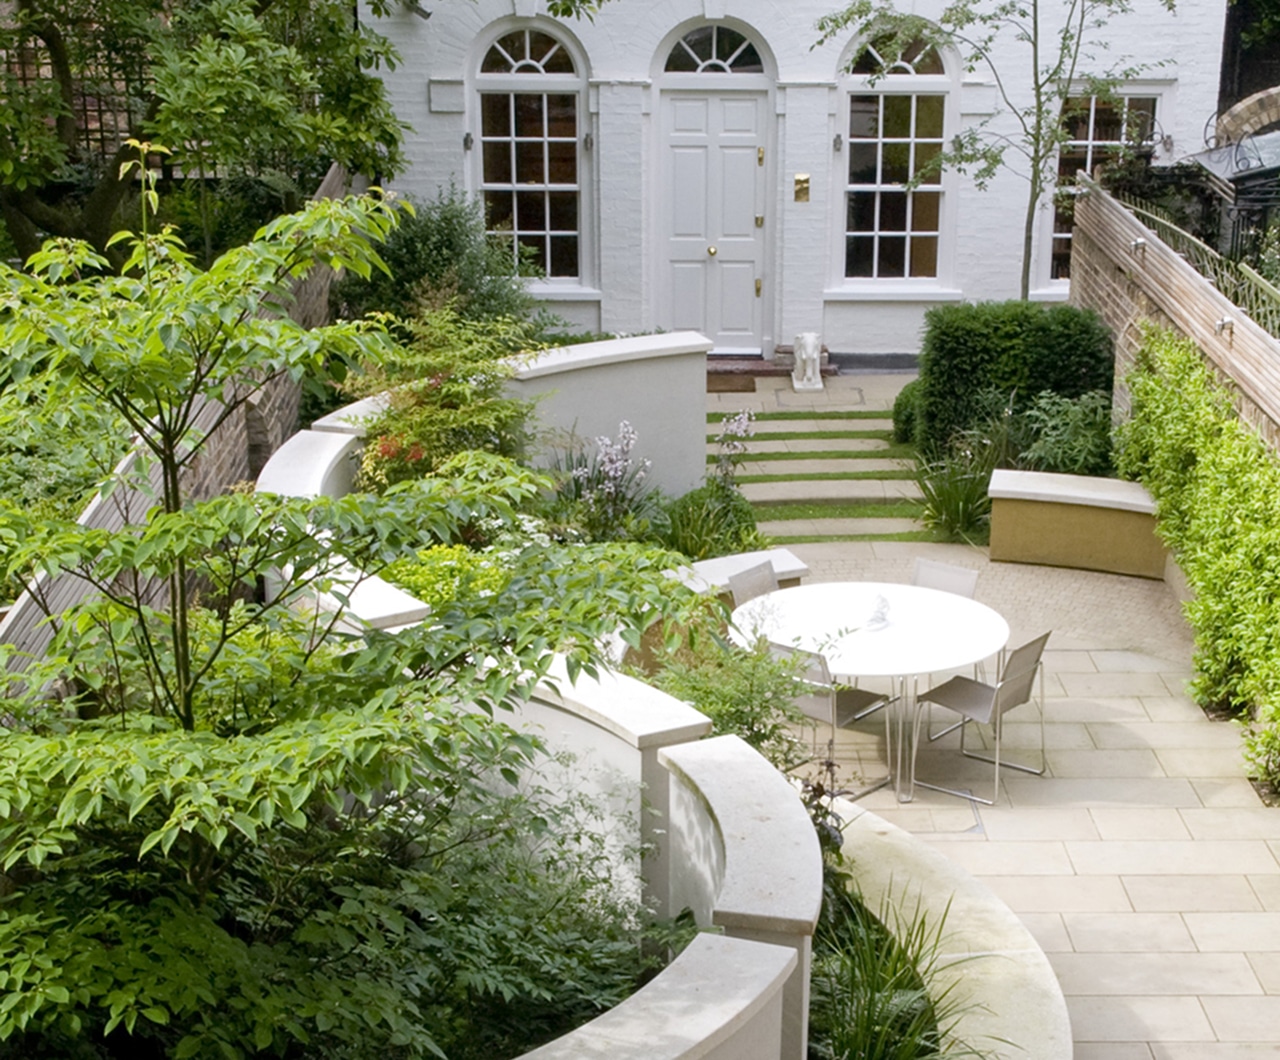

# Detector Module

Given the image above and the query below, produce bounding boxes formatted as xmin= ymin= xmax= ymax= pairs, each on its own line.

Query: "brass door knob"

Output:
xmin=707 ymin=246 xmax=718 ymax=256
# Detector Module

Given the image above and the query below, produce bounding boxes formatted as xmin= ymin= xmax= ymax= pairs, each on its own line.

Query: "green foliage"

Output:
xmin=1022 ymin=389 xmax=1114 ymax=476
xmin=331 ymin=186 xmax=539 ymax=323
xmin=916 ymin=301 xmax=1113 ymax=456
xmin=892 ymin=378 xmax=922 ymax=445
xmin=343 ymin=306 xmax=537 ymax=492
xmin=662 ymin=481 xmax=764 ymax=560
xmin=915 ymin=450 xmax=993 ymax=545
xmin=0 ymin=200 xmax=703 ymax=1054
xmin=0 ymin=0 xmax=407 ymax=264
xmin=539 ymin=422 xmax=669 ymax=544
xmin=810 ymin=885 xmax=987 ymax=1060
xmin=382 ymin=544 xmax=509 ymax=613
xmin=648 ymin=638 xmax=807 ymax=770
xmin=1116 ymin=328 xmax=1280 ymax=782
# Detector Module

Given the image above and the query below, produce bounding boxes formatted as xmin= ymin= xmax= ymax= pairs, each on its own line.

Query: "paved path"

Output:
xmin=715 ymin=375 xmax=1280 ymax=1058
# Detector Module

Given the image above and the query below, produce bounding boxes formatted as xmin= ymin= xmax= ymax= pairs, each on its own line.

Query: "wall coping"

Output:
xmin=989 ymin=469 xmax=1155 ymax=515
xmin=837 ymin=802 xmax=1073 ymax=1059
xmin=674 ymin=548 xmax=811 ymax=594
xmin=255 ymin=429 xmax=360 ymax=499
xmin=310 ymin=394 xmax=389 ymax=436
xmin=520 ymin=933 xmax=795 ymax=1059
xmin=660 ymin=735 xmax=823 ymax=937
xmin=511 ymin=331 xmax=713 ymax=380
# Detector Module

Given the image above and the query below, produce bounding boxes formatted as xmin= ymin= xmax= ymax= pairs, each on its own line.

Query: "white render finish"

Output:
xmin=365 ymin=0 xmax=1226 ymax=353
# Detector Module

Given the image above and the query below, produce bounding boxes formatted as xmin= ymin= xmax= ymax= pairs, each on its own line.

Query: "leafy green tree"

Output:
xmin=0 ymin=194 xmax=695 ymax=1055
xmin=816 ymin=0 xmax=1176 ymax=298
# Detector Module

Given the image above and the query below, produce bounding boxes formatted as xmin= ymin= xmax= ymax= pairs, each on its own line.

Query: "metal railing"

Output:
xmin=1115 ymin=191 xmax=1280 ymax=338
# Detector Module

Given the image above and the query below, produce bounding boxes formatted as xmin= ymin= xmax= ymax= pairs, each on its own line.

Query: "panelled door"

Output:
xmin=660 ymin=92 xmax=767 ymax=353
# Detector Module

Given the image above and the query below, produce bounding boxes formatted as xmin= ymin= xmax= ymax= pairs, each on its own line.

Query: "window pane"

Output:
xmin=1062 ymin=98 xmax=1092 ymax=141
xmin=549 ymin=235 xmax=579 ymax=277
xmin=546 ymin=95 xmax=576 ymax=138
xmin=916 ymin=95 xmax=944 ymax=138
xmin=1059 ymin=145 xmax=1088 ymax=182
xmin=846 ymin=236 xmax=874 ymax=277
xmin=880 ymin=191 xmax=907 ymax=232
xmin=716 ymin=27 xmax=747 ymax=62
xmin=485 ymin=191 xmax=514 ymax=228
xmin=482 ymin=34 xmax=522 ymax=73
xmin=1128 ymin=97 xmax=1157 ymax=140
xmin=519 ymin=234 xmax=547 ymax=273
xmin=514 ymin=95 xmax=544 ymax=137
xmin=665 ymin=43 xmax=698 ymax=72
xmin=913 ymin=140 xmax=941 ymax=184
xmin=905 ymin=41 xmax=943 ymax=75
xmin=1092 ymin=100 xmax=1124 ymax=142
xmin=1052 ymin=238 xmax=1072 ymax=280
xmin=849 ymin=96 xmax=878 ymax=139
xmin=516 ymin=190 xmax=546 ymax=231
xmin=849 ymin=143 xmax=877 ymax=184
xmin=909 ymin=236 xmax=938 ymax=277
xmin=882 ymin=143 xmax=910 ymax=183
xmin=883 ymin=95 xmax=911 ymax=138
xmin=481 ymin=95 xmax=510 ymax=137
xmin=548 ymin=191 xmax=578 ymax=230
xmin=534 ymin=34 xmax=575 ymax=73
xmin=547 ymin=141 xmax=577 ymax=183
xmin=516 ymin=141 xmax=545 ymax=183
xmin=911 ymin=191 xmax=940 ymax=232
xmin=732 ymin=43 xmax=764 ymax=73
xmin=685 ymin=26 xmax=714 ymax=63
xmin=848 ymin=192 xmax=876 ymax=232
xmin=879 ymin=236 xmax=906 ymax=277
xmin=483 ymin=142 xmax=512 ymax=184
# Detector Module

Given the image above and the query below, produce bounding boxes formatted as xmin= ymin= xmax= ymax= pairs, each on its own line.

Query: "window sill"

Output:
xmin=1028 ymin=283 xmax=1070 ymax=303
xmin=823 ymin=284 xmax=965 ymax=303
xmin=528 ymin=284 xmax=603 ymax=302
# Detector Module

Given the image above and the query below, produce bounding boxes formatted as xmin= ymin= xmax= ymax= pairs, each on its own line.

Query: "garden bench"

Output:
xmin=676 ymin=547 xmax=810 ymax=597
xmin=988 ymin=469 xmax=1166 ymax=579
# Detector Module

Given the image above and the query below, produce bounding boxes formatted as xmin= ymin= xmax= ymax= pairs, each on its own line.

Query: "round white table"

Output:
xmin=732 ymin=581 xmax=1010 ymax=800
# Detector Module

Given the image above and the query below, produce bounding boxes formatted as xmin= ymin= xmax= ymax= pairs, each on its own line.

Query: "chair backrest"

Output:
xmin=728 ymin=560 xmax=779 ymax=609
xmin=912 ymin=558 xmax=979 ymax=599
xmin=769 ymin=642 xmax=834 ymax=724
xmin=992 ymin=631 xmax=1051 ymax=718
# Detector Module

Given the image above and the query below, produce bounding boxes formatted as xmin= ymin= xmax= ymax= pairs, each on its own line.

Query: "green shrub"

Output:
xmin=1117 ymin=328 xmax=1280 ymax=784
xmin=647 ymin=638 xmax=807 ymax=769
xmin=382 ymin=543 xmax=509 ymax=610
xmin=662 ymin=480 xmax=764 ymax=559
xmin=916 ymin=301 xmax=1113 ymax=455
xmin=892 ymin=378 xmax=922 ymax=445
xmin=330 ymin=185 xmax=538 ymax=323
xmin=343 ymin=306 xmax=536 ymax=491
xmin=916 ymin=449 xmax=993 ymax=544
xmin=1022 ymin=389 xmax=1113 ymax=476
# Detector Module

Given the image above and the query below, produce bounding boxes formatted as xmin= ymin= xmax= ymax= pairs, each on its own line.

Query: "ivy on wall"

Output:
xmin=1117 ymin=328 xmax=1280 ymax=784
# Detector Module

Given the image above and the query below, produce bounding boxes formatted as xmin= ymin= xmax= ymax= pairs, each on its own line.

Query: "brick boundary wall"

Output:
xmin=1216 ymin=86 xmax=1280 ymax=143
xmin=1069 ymin=179 xmax=1280 ymax=450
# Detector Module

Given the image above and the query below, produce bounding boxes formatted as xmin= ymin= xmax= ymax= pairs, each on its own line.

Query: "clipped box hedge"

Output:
xmin=915 ymin=302 xmax=1114 ymax=455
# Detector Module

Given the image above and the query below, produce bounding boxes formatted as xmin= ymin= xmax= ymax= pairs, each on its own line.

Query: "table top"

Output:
xmin=731 ymin=581 xmax=1010 ymax=680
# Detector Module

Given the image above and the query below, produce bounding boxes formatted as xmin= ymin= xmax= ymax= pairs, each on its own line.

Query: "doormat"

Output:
xmin=707 ymin=374 xmax=756 ymax=393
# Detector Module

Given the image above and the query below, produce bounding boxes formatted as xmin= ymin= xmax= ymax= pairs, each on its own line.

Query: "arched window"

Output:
xmin=478 ymin=29 xmax=584 ymax=279
xmin=664 ymin=25 xmax=764 ymax=74
xmin=842 ymin=37 xmax=949 ymax=280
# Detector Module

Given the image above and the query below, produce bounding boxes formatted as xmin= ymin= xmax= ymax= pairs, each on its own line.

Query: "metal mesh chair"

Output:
xmin=911 ymin=557 xmax=980 ymax=599
xmin=771 ymin=642 xmax=892 ymax=797
xmin=910 ymin=631 xmax=1051 ymax=805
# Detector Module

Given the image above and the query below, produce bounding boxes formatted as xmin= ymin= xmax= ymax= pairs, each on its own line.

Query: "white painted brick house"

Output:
xmin=365 ymin=0 xmax=1226 ymax=355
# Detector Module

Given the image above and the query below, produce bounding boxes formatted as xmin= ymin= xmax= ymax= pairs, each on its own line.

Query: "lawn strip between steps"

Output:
xmin=705 ymin=429 xmax=893 ymax=443
xmin=764 ymin=530 xmax=941 ymax=544
xmin=713 ymin=446 xmax=916 ymax=463
xmin=739 ymin=470 xmax=917 ymax=483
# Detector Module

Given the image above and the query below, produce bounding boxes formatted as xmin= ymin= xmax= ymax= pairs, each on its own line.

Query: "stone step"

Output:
xmin=757 ymin=516 xmax=924 ymax=537
xmin=742 ymin=479 xmax=924 ymax=503
xmin=715 ymin=438 xmax=895 ymax=457
xmin=736 ymin=457 xmax=914 ymax=476
xmin=741 ymin=417 xmax=892 ymax=435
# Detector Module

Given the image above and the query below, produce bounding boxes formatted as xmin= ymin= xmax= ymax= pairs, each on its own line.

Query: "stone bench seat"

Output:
xmin=988 ymin=469 xmax=1165 ymax=579
xmin=675 ymin=547 xmax=810 ymax=595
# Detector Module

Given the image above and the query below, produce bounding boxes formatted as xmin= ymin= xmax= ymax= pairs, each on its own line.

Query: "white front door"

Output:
xmin=660 ymin=92 xmax=767 ymax=353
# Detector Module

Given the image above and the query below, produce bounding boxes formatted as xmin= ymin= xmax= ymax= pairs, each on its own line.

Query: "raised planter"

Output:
xmin=988 ymin=468 xmax=1166 ymax=579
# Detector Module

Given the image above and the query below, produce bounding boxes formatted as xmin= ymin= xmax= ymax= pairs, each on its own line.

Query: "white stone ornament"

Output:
xmin=791 ymin=331 xmax=824 ymax=391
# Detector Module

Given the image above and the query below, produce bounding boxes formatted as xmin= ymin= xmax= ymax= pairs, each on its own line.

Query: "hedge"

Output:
xmin=1117 ymin=327 xmax=1280 ymax=785
xmin=915 ymin=301 xmax=1114 ymax=455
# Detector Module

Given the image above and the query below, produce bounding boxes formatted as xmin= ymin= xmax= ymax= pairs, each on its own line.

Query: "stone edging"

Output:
xmin=835 ymin=800 xmax=1072 ymax=1059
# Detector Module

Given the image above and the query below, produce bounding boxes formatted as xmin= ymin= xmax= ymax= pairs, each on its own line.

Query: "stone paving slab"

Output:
xmin=746 ymin=417 xmax=893 ymax=435
xmin=738 ymin=458 xmax=912 ymax=476
xmin=740 ymin=479 xmax=923 ymax=502
xmin=719 ymin=437 xmax=894 ymax=454
xmin=756 ymin=517 xmax=922 ymax=537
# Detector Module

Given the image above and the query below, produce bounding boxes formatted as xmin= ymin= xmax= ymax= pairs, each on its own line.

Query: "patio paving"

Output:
xmin=713 ymin=373 xmax=1280 ymax=1058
